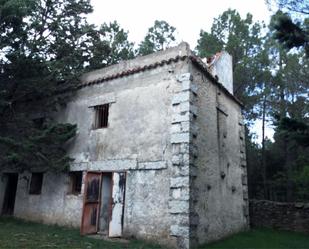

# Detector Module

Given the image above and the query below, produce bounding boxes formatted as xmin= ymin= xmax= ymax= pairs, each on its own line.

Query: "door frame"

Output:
xmin=80 ymin=171 xmax=126 ymax=236
xmin=1 ymin=173 xmax=19 ymax=216
xmin=80 ymin=171 xmax=102 ymax=235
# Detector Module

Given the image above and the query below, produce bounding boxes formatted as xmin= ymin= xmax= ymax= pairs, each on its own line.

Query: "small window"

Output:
xmin=94 ymin=104 xmax=109 ymax=129
xmin=29 ymin=173 xmax=43 ymax=195
xmin=68 ymin=171 xmax=83 ymax=194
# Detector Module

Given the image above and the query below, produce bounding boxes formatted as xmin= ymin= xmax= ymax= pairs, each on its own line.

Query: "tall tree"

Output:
xmin=251 ymin=11 xmax=309 ymax=201
xmin=267 ymin=0 xmax=309 ymax=56
xmin=0 ymin=0 xmax=134 ymax=172
xmin=138 ymin=20 xmax=177 ymax=55
xmin=87 ymin=21 xmax=135 ymax=69
xmin=196 ymin=9 xmax=270 ymax=122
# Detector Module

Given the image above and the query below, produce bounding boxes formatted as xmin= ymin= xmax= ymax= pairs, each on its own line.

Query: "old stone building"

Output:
xmin=0 ymin=42 xmax=248 ymax=249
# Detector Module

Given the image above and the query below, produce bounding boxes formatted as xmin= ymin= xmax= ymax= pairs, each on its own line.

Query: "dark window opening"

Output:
xmin=29 ymin=173 xmax=43 ymax=195
xmin=94 ymin=104 xmax=109 ymax=129
xmin=32 ymin=117 xmax=45 ymax=129
xmin=68 ymin=171 xmax=83 ymax=194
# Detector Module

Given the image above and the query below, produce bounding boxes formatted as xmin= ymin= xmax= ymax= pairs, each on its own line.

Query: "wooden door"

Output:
xmin=81 ymin=172 xmax=102 ymax=235
xmin=109 ymin=172 xmax=126 ymax=237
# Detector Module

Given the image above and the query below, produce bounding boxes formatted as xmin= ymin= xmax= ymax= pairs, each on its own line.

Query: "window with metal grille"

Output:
xmin=94 ymin=104 xmax=109 ymax=129
xmin=29 ymin=173 xmax=44 ymax=195
xmin=68 ymin=171 xmax=83 ymax=194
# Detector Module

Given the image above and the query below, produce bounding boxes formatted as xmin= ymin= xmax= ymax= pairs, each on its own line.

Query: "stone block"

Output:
xmin=181 ymin=121 xmax=190 ymax=132
xmin=181 ymin=80 xmax=198 ymax=95
xmin=171 ymin=188 xmax=190 ymax=201
xmin=172 ymin=144 xmax=181 ymax=155
xmin=172 ymin=113 xmax=191 ymax=124
xmin=169 ymin=200 xmax=189 ymax=214
xmin=172 ymin=92 xmax=190 ymax=105
xmin=170 ymin=177 xmax=189 ymax=188
xmin=172 ymin=155 xmax=181 ymax=165
xmin=138 ymin=161 xmax=167 ymax=170
xmin=171 ymin=123 xmax=181 ymax=133
xmin=180 ymin=101 xmax=190 ymax=113
xmin=174 ymin=166 xmax=190 ymax=176
xmin=170 ymin=225 xmax=189 ymax=237
xmin=183 ymin=154 xmax=190 ymax=164
xmin=171 ymin=132 xmax=190 ymax=144
xmin=180 ymin=143 xmax=190 ymax=153
xmin=181 ymin=80 xmax=191 ymax=91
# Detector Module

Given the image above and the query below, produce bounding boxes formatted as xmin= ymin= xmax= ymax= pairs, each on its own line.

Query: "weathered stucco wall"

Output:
xmin=11 ymin=43 xmax=192 ymax=248
xmin=189 ymin=63 xmax=248 ymax=245
xmin=124 ymin=170 xmax=171 ymax=242
xmin=14 ymin=171 xmax=83 ymax=227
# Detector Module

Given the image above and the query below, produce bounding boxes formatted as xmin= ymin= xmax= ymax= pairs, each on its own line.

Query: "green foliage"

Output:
xmin=88 ymin=21 xmax=135 ymax=69
xmin=0 ymin=123 xmax=77 ymax=172
xmin=0 ymin=0 xmax=134 ymax=172
xmin=277 ymin=117 xmax=309 ymax=147
xmin=267 ymin=1 xmax=309 ymax=56
xmin=196 ymin=9 xmax=269 ymax=122
xmin=199 ymin=9 xmax=309 ymax=202
xmin=202 ymin=228 xmax=309 ymax=249
xmin=292 ymin=165 xmax=309 ymax=200
xmin=0 ymin=217 xmax=164 ymax=248
xmin=138 ymin=20 xmax=176 ymax=55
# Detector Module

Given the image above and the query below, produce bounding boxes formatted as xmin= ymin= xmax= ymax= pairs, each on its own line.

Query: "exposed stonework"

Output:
xmin=250 ymin=199 xmax=309 ymax=234
xmin=0 ymin=43 xmax=248 ymax=249
xmin=169 ymin=72 xmax=199 ymax=249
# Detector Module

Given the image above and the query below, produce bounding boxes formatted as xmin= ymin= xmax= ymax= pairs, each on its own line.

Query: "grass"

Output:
xmin=0 ymin=217 xmax=164 ymax=249
xmin=0 ymin=217 xmax=309 ymax=249
xmin=203 ymin=229 xmax=309 ymax=249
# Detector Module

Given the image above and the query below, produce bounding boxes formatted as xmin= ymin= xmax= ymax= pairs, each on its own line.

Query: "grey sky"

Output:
xmin=88 ymin=0 xmax=273 ymax=49
xmin=88 ymin=0 xmax=275 ymax=142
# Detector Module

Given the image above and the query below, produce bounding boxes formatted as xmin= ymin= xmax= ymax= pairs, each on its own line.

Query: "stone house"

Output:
xmin=0 ymin=42 xmax=249 ymax=249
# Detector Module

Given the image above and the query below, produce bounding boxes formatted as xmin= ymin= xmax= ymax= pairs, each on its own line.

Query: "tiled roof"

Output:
xmin=77 ymin=55 xmax=188 ymax=89
xmin=78 ymin=54 xmax=243 ymax=106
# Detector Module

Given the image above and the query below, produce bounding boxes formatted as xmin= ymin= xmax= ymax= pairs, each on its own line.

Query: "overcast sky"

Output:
xmin=87 ymin=0 xmax=275 ymax=142
xmin=88 ymin=0 xmax=273 ymax=49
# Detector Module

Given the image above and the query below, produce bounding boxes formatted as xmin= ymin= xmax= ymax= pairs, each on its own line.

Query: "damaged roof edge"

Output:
xmin=189 ymin=55 xmax=243 ymax=107
xmin=79 ymin=42 xmax=243 ymax=107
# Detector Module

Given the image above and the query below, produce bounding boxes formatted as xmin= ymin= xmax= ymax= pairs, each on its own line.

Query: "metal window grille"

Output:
xmin=94 ymin=104 xmax=109 ymax=128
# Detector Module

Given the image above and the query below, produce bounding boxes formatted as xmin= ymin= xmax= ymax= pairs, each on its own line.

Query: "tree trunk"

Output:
xmin=261 ymin=93 xmax=268 ymax=199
